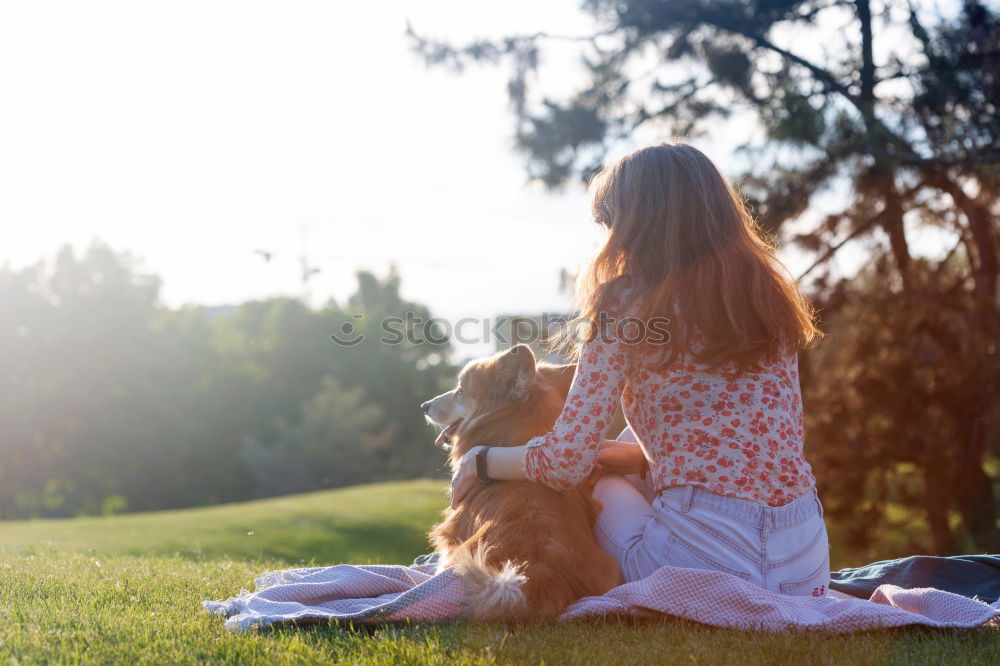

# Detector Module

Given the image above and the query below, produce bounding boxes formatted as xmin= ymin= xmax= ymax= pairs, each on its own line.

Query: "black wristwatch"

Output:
xmin=475 ymin=446 xmax=492 ymax=483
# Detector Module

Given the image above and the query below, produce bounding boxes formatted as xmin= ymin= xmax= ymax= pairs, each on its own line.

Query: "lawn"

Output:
xmin=1 ymin=480 xmax=997 ymax=664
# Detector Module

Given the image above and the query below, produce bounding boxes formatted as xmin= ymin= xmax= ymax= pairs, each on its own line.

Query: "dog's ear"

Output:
xmin=498 ymin=344 xmax=536 ymax=399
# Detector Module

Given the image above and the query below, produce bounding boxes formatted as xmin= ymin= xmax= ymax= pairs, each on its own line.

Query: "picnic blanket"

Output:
xmin=203 ymin=563 xmax=1000 ymax=633
xmin=831 ymin=554 xmax=1000 ymax=604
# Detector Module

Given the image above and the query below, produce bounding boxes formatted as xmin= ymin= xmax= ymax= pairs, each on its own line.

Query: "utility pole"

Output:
xmin=253 ymin=223 xmax=322 ymax=303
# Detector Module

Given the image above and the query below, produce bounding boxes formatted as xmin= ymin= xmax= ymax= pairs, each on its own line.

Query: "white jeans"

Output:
xmin=593 ymin=433 xmax=831 ymax=596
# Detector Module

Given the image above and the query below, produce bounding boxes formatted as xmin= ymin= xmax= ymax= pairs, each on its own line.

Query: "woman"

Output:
xmin=451 ymin=141 xmax=830 ymax=595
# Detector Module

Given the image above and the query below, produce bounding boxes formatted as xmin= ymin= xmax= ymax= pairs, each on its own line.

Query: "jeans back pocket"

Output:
xmin=778 ymin=552 xmax=831 ymax=597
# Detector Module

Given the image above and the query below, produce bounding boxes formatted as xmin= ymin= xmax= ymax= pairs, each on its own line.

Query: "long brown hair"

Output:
xmin=566 ymin=140 xmax=819 ymax=371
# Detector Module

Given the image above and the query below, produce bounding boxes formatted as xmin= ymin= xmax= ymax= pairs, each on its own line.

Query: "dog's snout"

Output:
xmin=420 ymin=400 xmax=431 ymax=414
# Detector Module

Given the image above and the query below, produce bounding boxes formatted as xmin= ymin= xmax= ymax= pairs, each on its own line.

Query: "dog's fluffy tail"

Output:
xmin=449 ymin=545 xmax=528 ymax=621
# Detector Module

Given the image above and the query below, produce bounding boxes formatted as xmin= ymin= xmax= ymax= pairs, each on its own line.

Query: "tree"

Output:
xmin=0 ymin=245 xmax=455 ymax=518
xmin=0 ymin=242 xmax=189 ymax=516
xmin=409 ymin=1 xmax=999 ymax=553
xmin=237 ymin=268 xmax=458 ymax=494
xmin=337 ymin=268 xmax=457 ymax=478
xmin=239 ymin=375 xmax=389 ymax=497
xmin=802 ymin=257 xmax=998 ymax=556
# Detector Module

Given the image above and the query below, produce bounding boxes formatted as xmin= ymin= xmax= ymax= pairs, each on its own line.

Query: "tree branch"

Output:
xmin=725 ymin=25 xmax=859 ymax=103
xmin=709 ymin=13 xmax=920 ymax=162
xmin=797 ymin=181 xmax=925 ymax=280
xmin=856 ymin=0 xmax=876 ymax=115
xmin=900 ymin=151 xmax=1000 ymax=167
xmin=797 ymin=211 xmax=885 ymax=281
xmin=930 ymin=175 xmax=999 ymax=302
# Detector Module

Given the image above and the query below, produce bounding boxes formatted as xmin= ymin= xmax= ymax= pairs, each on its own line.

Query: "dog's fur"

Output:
xmin=423 ymin=344 xmax=623 ymax=621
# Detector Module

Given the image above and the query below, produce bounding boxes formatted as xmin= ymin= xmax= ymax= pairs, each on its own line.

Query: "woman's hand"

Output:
xmin=449 ymin=446 xmax=484 ymax=509
xmin=597 ymin=439 xmax=648 ymax=475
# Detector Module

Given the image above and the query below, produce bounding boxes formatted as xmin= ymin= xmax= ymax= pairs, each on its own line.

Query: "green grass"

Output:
xmin=0 ymin=480 xmax=447 ymax=565
xmin=1 ymin=480 xmax=997 ymax=664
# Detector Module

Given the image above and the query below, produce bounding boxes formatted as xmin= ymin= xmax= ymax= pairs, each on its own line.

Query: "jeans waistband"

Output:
xmin=657 ymin=485 xmax=823 ymax=530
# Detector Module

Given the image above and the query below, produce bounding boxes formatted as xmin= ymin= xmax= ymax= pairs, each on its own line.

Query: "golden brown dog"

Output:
xmin=422 ymin=344 xmax=623 ymax=621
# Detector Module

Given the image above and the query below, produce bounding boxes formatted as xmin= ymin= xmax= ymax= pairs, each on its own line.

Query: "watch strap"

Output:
xmin=475 ymin=446 xmax=492 ymax=483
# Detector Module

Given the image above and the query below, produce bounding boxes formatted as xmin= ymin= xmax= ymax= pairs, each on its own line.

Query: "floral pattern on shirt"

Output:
xmin=522 ymin=303 xmax=816 ymax=507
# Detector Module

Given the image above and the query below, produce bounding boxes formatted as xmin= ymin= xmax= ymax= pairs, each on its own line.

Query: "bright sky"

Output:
xmin=2 ymin=0 xmax=879 ymax=348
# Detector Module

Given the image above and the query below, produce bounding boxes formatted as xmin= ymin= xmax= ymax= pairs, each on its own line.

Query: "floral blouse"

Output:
xmin=522 ymin=297 xmax=816 ymax=507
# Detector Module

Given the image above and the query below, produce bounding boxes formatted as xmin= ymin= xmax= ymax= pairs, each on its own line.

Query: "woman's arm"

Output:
xmin=596 ymin=439 xmax=648 ymax=475
xmin=519 ymin=328 xmax=631 ymax=490
xmin=449 ymin=439 xmax=636 ymax=507
xmin=449 ymin=444 xmax=528 ymax=507
xmin=449 ymin=287 xmax=635 ymax=504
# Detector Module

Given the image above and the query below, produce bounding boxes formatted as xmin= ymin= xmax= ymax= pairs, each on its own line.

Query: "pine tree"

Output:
xmin=410 ymin=1 xmax=1000 ymax=554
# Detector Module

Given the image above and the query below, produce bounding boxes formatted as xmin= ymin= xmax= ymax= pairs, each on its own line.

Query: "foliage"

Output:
xmin=0 ymin=243 xmax=454 ymax=518
xmin=408 ymin=0 xmax=1000 ymax=552
xmin=803 ymin=258 xmax=1000 ymax=556
xmin=239 ymin=376 xmax=388 ymax=498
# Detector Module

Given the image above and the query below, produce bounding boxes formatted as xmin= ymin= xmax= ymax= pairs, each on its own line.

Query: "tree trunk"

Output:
xmin=960 ymin=458 xmax=1000 ymax=551
xmin=883 ymin=182 xmax=913 ymax=289
xmin=925 ymin=500 xmax=958 ymax=554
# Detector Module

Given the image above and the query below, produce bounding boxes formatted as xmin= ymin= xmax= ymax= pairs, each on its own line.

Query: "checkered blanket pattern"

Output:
xmin=203 ymin=563 xmax=1000 ymax=632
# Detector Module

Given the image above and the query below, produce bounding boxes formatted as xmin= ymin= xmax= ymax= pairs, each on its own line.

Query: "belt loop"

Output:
xmin=813 ymin=488 xmax=824 ymax=518
xmin=681 ymin=485 xmax=694 ymax=513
